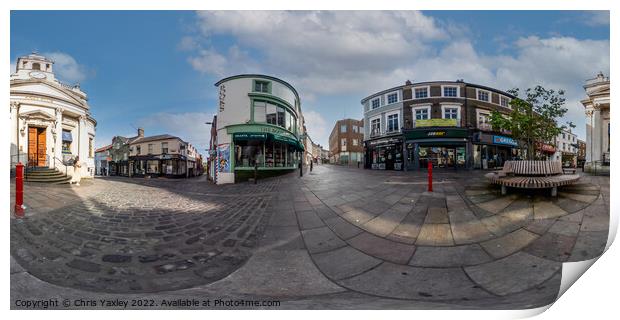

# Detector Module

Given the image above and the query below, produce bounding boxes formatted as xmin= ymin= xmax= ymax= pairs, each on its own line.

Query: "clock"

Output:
xmin=29 ymin=71 xmax=46 ymax=79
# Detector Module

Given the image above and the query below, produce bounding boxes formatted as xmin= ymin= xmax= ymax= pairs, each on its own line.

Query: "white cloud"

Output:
xmin=183 ymin=11 xmax=609 ymax=142
xmin=135 ymin=111 xmax=214 ymax=156
xmin=44 ymin=52 xmax=90 ymax=83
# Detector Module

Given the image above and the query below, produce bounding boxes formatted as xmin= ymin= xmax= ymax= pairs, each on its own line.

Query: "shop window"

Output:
xmin=415 ymin=87 xmax=428 ymax=99
xmin=443 ymin=86 xmax=458 ymax=97
xmin=162 ymin=142 xmax=168 ymax=154
xmin=147 ymin=160 xmax=159 ymax=174
xmin=371 ymin=98 xmax=380 ymax=109
xmin=414 ymin=108 xmax=429 ymax=120
xmin=277 ymin=106 xmax=285 ymax=127
xmin=236 ymin=140 xmax=264 ymax=167
xmin=387 ymin=113 xmax=399 ymax=132
xmin=387 ymin=92 xmax=398 ymax=104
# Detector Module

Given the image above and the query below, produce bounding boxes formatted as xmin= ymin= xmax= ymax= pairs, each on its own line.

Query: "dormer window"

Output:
xmin=32 ymin=63 xmax=41 ymax=70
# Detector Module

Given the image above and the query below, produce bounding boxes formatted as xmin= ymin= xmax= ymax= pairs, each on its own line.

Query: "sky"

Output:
xmin=10 ymin=11 xmax=610 ymax=153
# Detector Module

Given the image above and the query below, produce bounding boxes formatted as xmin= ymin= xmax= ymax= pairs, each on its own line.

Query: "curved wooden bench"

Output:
xmin=484 ymin=160 xmax=579 ymax=196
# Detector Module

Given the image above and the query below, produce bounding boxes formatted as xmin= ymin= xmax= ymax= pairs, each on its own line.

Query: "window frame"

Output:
xmin=476 ymin=109 xmax=491 ymax=130
xmin=369 ymin=116 xmax=381 ymax=136
xmin=500 ymin=95 xmax=511 ymax=108
xmin=371 ymin=97 xmax=381 ymax=109
xmin=441 ymin=85 xmax=460 ymax=98
xmin=476 ymin=89 xmax=491 ymax=102
xmin=253 ymin=80 xmax=271 ymax=94
xmin=413 ymin=86 xmax=430 ymax=99
xmin=385 ymin=110 xmax=400 ymax=133
xmin=385 ymin=91 xmax=399 ymax=105
xmin=441 ymin=104 xmax=461 ymax=120
xmin=412 ymin=105 xmax=431 ymax=121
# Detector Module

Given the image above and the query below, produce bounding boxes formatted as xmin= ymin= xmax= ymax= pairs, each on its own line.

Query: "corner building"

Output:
xmin=213 ymin=74 xmax=305 ymax=184
xmin=362 ymin=80 xmax=518 ymax=170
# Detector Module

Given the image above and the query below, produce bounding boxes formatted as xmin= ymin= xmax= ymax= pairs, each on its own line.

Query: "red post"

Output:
xmin=427 ymin=161 xmax=433 ymax=192
xmin=14 ymin=162 xmax=25 ymax=218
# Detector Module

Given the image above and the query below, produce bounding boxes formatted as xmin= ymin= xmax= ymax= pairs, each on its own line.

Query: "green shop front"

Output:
xmin=403 ymin=128 xmax=470 ymax=170
xmin=227 ymin=124 xmax=304 ymax=182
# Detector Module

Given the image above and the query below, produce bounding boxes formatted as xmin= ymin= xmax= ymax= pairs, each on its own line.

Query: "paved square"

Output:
xmin=10 ymin=165 xmax=610 ymax=309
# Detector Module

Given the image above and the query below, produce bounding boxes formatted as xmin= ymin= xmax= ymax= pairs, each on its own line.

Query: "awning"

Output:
xmin=62 ymin=131 xmax=73 ymax=142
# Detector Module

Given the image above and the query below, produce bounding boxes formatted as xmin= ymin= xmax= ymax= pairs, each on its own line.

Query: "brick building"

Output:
xmin=329 ymin=118 xmax=364 ymax=165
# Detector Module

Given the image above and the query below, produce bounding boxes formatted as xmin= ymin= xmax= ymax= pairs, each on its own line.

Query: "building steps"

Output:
xmin=24 ymin=168 xmax=72 ymax=184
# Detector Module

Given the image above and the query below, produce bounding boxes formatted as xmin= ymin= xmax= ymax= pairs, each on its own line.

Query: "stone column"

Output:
xmin=10 ymin=102 xmax=19 ymax=163
xmin=55 ymin=107 xmax=64 ymax=165
xmin=78 ymin=115 xmax=87 ymax=175
xmin=585 ymin=109 xmax=593 ymax=163
xmin=591 ymin=105 xmax=602 ymax=162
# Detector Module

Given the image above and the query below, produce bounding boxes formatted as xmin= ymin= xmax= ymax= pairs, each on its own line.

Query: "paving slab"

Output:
xmin=548 ymin=220 xmax=581 ymax=237
xmin=347 ymin=232 xmax=416 ymax=264
xmin=340 ymin=208 xmax=378 ymax=226
xmin=480 ymin=229 xmax=539 ymax=259
xmin=362 ymin=208 xmax=409 ymax=237
xmin=301 ymin=226 xmax=347 ymax=254
xmin=312 ymin=245 xmax=382 ymax=280
xmin=568 ymin=230 xmax=608 ymax=261
xmin=415 ymin=224 xmax=454 ymax=246
xmin=533 ymin=201 xmax=568 ymax=220
xmin=425 ymin=207 xmax=449 ymax=224
xmin=450 ymin=220 xmax=495 ymax=245
xmin=409 ymin=244 xmax=492 ymax=267
xmin=464 ymin=252 xmax=561 ymax=296
xmin=323 ymin=216 xmax=363 ymax=240
xmin=523 ymin=218 xmax=556 ymax=235
xmin=477 ymin=196 xmax=517 ymax=214
xmin=296 ymin=210 xmax=325 ymax=230
xmin=523 ymin=232 xmax=576 ymax=262
xmin=340 ymin=262 xmax=494 ymax=301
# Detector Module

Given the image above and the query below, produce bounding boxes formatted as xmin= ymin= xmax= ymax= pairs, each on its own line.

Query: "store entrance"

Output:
xmin=418 ymin=145 xmax=466 ymax=169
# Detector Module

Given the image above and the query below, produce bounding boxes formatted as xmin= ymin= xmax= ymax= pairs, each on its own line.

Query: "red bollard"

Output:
xmin=427 ymin=161 xmax=433 ymax=192
xmin=14 ymin=162 xmax=25 ymax=218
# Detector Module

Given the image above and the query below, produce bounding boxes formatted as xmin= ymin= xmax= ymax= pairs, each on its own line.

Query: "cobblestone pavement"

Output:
xmin=10 ymin=165 xmax=610 ymax=309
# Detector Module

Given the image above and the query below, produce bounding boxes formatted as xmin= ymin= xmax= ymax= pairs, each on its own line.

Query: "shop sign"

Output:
xmin=415 ymin=119 xmax=457 ymax=127
xmin=369 ymin=137 xmax=401 ymax=146
xmin=536 ymin=142 xmax=556 ymax=153
xmin=492 ymin=135 xmax=518 ymax=147
xmin=405 ymin=129 xmax=468 ymax=139
xmin=228 ymin=124 xmax=297 ymax=140
xmin=233 ymin=132 xmax=268 ymax=140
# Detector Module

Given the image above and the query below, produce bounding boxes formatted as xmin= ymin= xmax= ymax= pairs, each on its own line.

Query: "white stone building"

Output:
xmin=582 ymin=72 xmax=610 ymax=171
xmin=212 ymin=74 xmax=306 ymax=184
xmin=551 ymin=129 xmax=579 ymax=167
xmin=10 ymin=52 xmax=97 ymax=178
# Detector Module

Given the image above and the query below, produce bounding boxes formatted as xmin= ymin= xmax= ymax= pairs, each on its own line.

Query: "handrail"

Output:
xmin=53 ymin=156 xmax=68 ymax=177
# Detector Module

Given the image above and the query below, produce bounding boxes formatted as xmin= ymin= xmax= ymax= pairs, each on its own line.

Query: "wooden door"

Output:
xmin=28 ymin=127 xmax=37 ymax=166
xmin=37 ymin=128 xmax=46 ymax=166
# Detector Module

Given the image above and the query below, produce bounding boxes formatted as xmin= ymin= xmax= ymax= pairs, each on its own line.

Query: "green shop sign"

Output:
xmin=405 ymin=128 xmax=468 ymax=139
xmin=233 ymin=132 xmax=268 ymax=140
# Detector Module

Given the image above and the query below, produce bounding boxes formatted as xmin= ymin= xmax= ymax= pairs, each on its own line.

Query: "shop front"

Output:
xmin=226 ymin=124 xmax=304 ymax=182
xmin=472 ymin=133 xmax=520 ymax=169
xmin=403 ymin=128 xmax=469 ymax=170
xmin=130 ymin=154 xmax=189 ymax=178
xmin=365 ymin=136 xmax=403 ymax=170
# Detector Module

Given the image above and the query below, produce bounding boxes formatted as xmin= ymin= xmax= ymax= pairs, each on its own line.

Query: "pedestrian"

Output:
xmin=71 ymin=156 xmax=82 ymax=186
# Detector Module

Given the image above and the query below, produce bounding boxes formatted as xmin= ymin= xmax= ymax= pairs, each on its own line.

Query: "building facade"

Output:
xmin=552 ymin=129 xmax=579 ymax=167
xmin=212 ymin=74 xmax=306 ymax=184
xmin=329 ymin=118 xmax=364 ymax=165
xmin=582 ymin=72 xmax=610 ymax=171
xmin=577 ymin=139 xmax=587 ymax=168
xmin=129 ymin=134 xmax=199 ymax=178
xmin=362 ymin=80 xmax=517 ymax=170
xmin=94 ymin=144 xmax=112 ymax=175
xmin=10 ymin=52 xmax=97 ymax=178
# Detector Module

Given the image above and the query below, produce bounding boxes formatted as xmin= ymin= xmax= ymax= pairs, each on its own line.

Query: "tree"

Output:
xmin=489 ymin=85 xmax=573 ymax=160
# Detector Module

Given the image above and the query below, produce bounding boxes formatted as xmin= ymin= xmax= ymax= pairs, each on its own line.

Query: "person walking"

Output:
xmin=71 ymin=156 xmax=82 ymax=186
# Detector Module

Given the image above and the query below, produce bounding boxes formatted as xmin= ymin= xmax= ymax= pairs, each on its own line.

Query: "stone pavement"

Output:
xmin=10 ymin=165 xmax=610 ymax=309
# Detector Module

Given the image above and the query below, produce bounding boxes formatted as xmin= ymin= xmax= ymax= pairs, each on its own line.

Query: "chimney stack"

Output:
xmin=138 ymin=127 xmax=144 ymax=137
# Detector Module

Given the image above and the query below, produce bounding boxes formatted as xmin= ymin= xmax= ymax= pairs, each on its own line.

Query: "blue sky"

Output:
xmin=10 ymin=11 xmax=610 ymax=152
